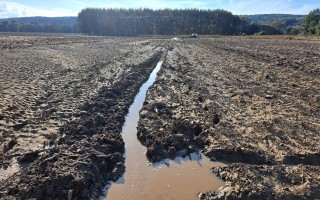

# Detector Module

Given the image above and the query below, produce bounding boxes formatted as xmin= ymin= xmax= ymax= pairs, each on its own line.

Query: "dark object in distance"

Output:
xmin=190 ymin=33 xmax=198 ymax=38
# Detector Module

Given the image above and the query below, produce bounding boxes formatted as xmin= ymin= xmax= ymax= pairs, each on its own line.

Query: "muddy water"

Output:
xmin=105 ymin=52 xmax=225 ymax=200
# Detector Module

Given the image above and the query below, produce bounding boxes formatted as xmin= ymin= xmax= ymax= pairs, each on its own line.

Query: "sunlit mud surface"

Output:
xmin=105 ymin=58 xmax=224 ymax=200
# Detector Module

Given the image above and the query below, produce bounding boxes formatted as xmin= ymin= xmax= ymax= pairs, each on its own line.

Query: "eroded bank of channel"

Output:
xmin=104 ymin=48 xmax=225 ymax=200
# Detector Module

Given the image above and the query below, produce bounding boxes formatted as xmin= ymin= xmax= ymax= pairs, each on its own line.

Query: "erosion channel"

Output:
xmin=104 ymin=49 xmax=224 ymax=200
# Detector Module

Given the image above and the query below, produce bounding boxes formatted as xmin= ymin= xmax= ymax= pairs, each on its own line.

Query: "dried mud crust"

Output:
xmin=137 ymin=37 xmax=320 ymax=199
xmin=0 ymin=34 xmax=163 ymax=199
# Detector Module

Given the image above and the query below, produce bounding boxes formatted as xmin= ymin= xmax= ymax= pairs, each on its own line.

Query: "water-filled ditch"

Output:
xmin=104 ymin=49 xmax=224 ymax=200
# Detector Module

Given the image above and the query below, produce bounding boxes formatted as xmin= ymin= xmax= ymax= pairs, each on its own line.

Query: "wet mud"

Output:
xmin=105 ymin=51 xmax=225 ymax=200
xmin=0 ymin=33 xmax=162 ymax=199
xmin=137 ymin=37 xmax=320 ymax=199
xmin=1 ymin=34 xmax=319 ymax=199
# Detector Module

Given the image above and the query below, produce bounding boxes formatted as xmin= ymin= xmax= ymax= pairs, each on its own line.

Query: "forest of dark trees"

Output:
xmin=304 ymin=8 xmax=320 ymax=35
xmin=0 ymin=8 xmax=319 ymax=36
xmin=77 ymin=8 xmax=282 ymax=36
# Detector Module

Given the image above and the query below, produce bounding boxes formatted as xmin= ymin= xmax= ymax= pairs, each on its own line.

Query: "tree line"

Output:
xmin=0 ymin=20 xmax=77 ymax=33
xmin=78 ymin=8 xmax=283 ymax=36
xmin=304 ymin=8 xmax=320 ymax=35
xmin=0 ymin=8 xmax=318 ymax=36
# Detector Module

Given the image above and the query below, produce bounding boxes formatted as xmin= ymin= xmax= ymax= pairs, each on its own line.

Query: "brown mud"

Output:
xmin=105 ymin=52 xmax=225 ymax=200
xmin=137 ymin=37 xmax=320 ymax=199
xmin=1 ymin=34 xmax=319 ymax=199
xmin=0 ymin=33 xmax=162 ymax=199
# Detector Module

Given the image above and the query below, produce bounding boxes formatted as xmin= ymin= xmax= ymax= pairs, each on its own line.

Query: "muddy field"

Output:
xmin=0 ymin=34 xmax=319 ymax=199
xmin=138 ymin=37 xmax=320 ymax=199
xmin=0 ymin=33 xmax=163 ymax=199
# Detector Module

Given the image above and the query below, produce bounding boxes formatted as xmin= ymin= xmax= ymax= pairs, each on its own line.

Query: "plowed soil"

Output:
xmin=137 ymin=37 xmax=320 ymax=199
xmin=0 ymin=33 xmax=163 ymax=199
xmin=1 ymin=34 xmax=319 ymax=200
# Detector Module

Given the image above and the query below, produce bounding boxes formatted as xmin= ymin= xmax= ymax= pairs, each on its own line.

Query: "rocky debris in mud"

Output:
xmin=137 ymin=37 xmax=320 ymax=199
xmin=0 ymin=33 xmax=163 ymax=199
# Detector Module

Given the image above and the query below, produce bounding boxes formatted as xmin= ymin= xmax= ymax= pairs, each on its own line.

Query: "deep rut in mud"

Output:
xmin=104 ymin=49 xmax=224 ymax=200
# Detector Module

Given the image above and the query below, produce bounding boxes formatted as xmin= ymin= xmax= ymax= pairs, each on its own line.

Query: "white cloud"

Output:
xmin=0 ymin=1 xmax=76 ymax=18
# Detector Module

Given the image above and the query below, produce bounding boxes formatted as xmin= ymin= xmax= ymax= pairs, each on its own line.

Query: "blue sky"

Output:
xmin=0 ymin=0 xmax=320 ymax=18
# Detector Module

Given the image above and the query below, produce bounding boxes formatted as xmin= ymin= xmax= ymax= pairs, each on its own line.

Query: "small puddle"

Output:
xmin=104 ymin=50 xmax=225 ymax=200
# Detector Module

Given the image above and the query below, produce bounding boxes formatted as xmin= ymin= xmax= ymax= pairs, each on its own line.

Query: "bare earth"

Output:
xmin=0 ymin=33 xmax=163 ymax=199
xmin=137 ymin=37 xmax=320 ymax=199
xmin=0 ymin=34 xmax=319 ymax=199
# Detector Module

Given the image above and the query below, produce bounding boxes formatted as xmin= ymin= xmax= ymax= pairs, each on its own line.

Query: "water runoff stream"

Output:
xmin=104 ymin=49 xmax=224 ymax=200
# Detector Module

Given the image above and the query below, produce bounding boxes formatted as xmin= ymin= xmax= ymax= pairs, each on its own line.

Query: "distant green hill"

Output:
xmin=0 ymin=16 xmax=78 ymax=33
xmin=0 ymin=16 xmax=77 ymax=26
xmin=245 ymin=14 xmax=305 ymax=26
